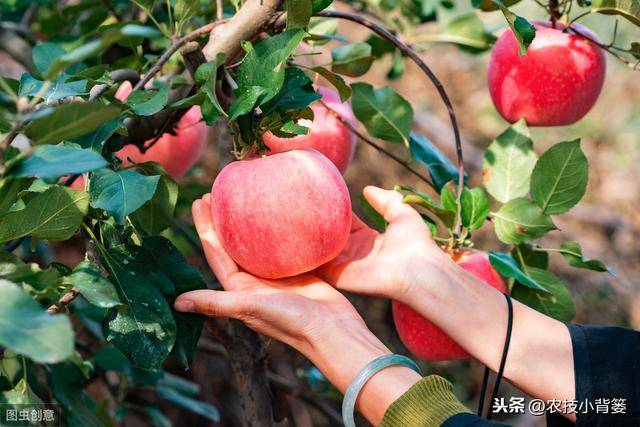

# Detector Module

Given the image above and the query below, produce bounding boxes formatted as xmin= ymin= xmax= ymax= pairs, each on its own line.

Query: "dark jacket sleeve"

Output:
xmin=565 ymin=323 xmax=640 ymax=426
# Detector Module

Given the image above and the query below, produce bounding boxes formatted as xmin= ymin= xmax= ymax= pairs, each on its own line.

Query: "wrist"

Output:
xmin=398 ymin=252 xmax=462 ymax=309
xmin=305 ymin=321 xmax=422 ymax=425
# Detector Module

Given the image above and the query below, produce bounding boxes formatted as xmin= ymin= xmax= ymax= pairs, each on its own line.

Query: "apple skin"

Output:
xmin=210 ymin=149 xmax=352 ymax=279
xmin=262 ymin=87 xmax=356 ymax=174
xmin=392 ymin=251 xmax=507 ymax=361
xmin=115 ymin=81 xmax=208 ymax=177
xmin=488 ymin=21 xmax=606 ymax=126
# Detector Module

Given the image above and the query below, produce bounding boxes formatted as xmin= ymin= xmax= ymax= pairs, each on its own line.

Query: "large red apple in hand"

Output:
xmin=115 ymin=81 xmax=208 ymax=177
xmin=488 ymin=21 xmax=606 ymax=126
xmin=392 ymin=251 xmax=507 ymax=361
xmin=262 ymin=87 xmax=356 ymax=174
xmin=210 ymin=149 xmax=352 ymax=279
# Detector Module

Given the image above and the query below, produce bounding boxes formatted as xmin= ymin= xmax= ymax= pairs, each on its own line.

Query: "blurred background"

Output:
xmin=2 ymin=1 xmax=638 ymax=426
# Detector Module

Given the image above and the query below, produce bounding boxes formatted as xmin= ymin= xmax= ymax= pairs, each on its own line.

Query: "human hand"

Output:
xmin=174 ymin=193 xmax=367 ymax=354
xmin=315 ymin=186 xmax=455 ymax=302
xmin=174 ymin=194 xmax=422 ymax=424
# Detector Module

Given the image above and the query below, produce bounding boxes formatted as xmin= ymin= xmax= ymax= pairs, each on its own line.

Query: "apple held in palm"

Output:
xmin=210 ymin=149 xmax=352 ymax=279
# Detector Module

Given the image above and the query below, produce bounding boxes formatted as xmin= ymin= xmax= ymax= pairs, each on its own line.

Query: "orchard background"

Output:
xmin=0 ymin=0 xmax=639 ymax=426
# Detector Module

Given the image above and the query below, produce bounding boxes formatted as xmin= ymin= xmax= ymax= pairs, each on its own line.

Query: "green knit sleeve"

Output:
xmin=379 ymin=375 xmax=472 ymax=427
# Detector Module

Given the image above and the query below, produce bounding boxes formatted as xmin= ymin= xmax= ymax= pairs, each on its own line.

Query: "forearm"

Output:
xmin=304 ymin=321 xmax=422 ymax=425
xmin=402 ymin=260 xmax=575 ymax=405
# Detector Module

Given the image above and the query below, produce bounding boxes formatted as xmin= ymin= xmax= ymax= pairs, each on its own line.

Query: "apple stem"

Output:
xmin=315 ymin=10 xmax=466 ymax=235
xmin=549 ymin=0 xmax=560 ymax=29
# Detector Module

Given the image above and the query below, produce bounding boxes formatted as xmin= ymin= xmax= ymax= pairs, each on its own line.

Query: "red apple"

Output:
xmin=392 ymin=251 xmax=507 ymax=361
xmin=115 ymin=81 xmax=208 ymax=177
xmin=262 ymin=87 xmax=356 ymax=174
xmin=210 ymin=149 xmax=352 ymax=279
xmin=488 ymin=21 xmax=606 ymax=126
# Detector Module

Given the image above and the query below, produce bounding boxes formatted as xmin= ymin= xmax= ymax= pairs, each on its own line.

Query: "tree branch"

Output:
xmin=570 ymin=25 xmax=639 ymax=71
xmin=47 ymin=290 xmax=80 ymax=314
xmin=134 ymin=21 xmax=227 ymax=91
xmin=202 ymin=0 xmax=285 ymax=62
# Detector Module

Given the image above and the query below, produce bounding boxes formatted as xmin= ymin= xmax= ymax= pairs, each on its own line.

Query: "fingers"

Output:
xmin=192 ymin=195 xmax=240 ymax=288
xmin=363 ymin=186 xmax=422 ymax=224
xmin=175 ymin=290 xmax=248 ymax=318
xmin=350 ymin=213 xmax=369 ymax=232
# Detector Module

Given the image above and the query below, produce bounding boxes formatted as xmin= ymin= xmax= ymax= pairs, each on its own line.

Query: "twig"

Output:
xmin=570 ymin=25 xmax=639 ymax=71
xmin=47 ymin=290 xmax=80 ymax=314
xmin=134 ymin=21 xmax=228 ymax=91
xmin=320 ymin=101 xmax=436 ymax=190
xmin=316 ymin=11 xmax=463 ymax=210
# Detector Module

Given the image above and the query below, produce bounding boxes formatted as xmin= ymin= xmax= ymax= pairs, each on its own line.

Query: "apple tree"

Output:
xmin=0 ymin=0 xmax=637 ymax=425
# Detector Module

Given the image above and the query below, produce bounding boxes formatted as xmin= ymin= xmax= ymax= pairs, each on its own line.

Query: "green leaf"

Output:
xmin=125 ymin=80 xmax=169 ymax=116
xmin=307 ymin=17 xmax=339 ymax=46
xmin=441 ymin=13 xmax=497 ymax=53
xmin=19 ymin=73 xmax=87 ymax=102
xmin=530 ymin=140 xmax=588 ymax=215
xmin=261 ymin=67 xmax=321 ymax=115
xmin=492 ymin=197 xmax=555 ymax=244
xmin=144 ymin=406 xmax=173 ymax=427
xmin=71 ymin=119 xmax=125 ymax=152
xmin=511 ymin=267 xmax=575 ymax=321
xmin=1 ymin=378 xmax=44 ymax=405
xmin=0 ymin=186 xmax=89 ymax=243
xmin=174 ymin=0 xmax=199 ymax=33
xmin=409 ymin=132 xmax=458 ymax=191
xmin=460 ymin=187 xmax=489 ymax=229
xmin=483 ymin=1 xmax=536 ymax=55
xmin=0 ymin=279 xmax=74 ymax=363
xmin=68 ymin=261 xmax=121 ymax=308
xmin=557 ymin=241 xmax=612 ymax=273
xmin=357 ymin=194 xmax=388 ymax=231
xmin=488 ymin=251 xmax=548 ymax=292
xmin=0 ymin=178 xmax=32 ymax=216
xmin=141 ymin=236 xmax=206 ymax=368
xmin=592 ymin=0 xmax=640 ymax=25
xmin=483 ymin=119 xmax=537 ymax=203
xmin=130 ymin=163 xmax=179 ymax=235
xmin=25 ymin=102 xmax=122 ymax=145
xmin=102 ymin=245 xmax=177 ymax=369
xmin=44 ymin=25 xmax=162 ymax=79
xmin=473 ymin=0 xmax=522 ymax=11
xmin=286 ymin=0 xmax=313 ymax=29
xmin=89 ymin=168 xmax=160 ymax=223
xmin=234 ymin=30 xmax=307 ymax=116
xmin=396 ymin=184 xmax=456 ymax=228
xmin=310 ymin=67 xmax=351 ymax=101
xmin=331 ymin=43 xmax=375 ymax=77
xmin=195 ymin=54 xmax=227 ymax=123
xmin=32 ymin=42 xmax=66 ymax=76
xmin=512 ymin=244 xmax=549 ymax=269
xmin=351 ymin=83 xmax=413 ymax=144
xmin=157 ymin=386 xmax=220 ymax=422
xmin=11 ymin=145 xmax=107 ymax=180
xmin=311 ymin=0 xmax=333 ymax=12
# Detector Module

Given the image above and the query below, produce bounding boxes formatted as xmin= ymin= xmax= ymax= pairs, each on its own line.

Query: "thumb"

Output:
xmin=363 ymin=186 xmax=422 ymax=225
xmin=175 ymin=290 xmax=248 ymax=319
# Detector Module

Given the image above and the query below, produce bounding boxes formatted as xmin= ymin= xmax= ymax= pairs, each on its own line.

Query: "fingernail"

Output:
xmin=174 ymin=300 xmax=194 ymax=312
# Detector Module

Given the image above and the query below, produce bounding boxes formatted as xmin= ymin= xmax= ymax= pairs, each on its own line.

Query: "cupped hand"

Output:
xmin=315 ymin=186 xmax=453 ymax=301
xmin=174 ymin=194 xmax=367 ymax=355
